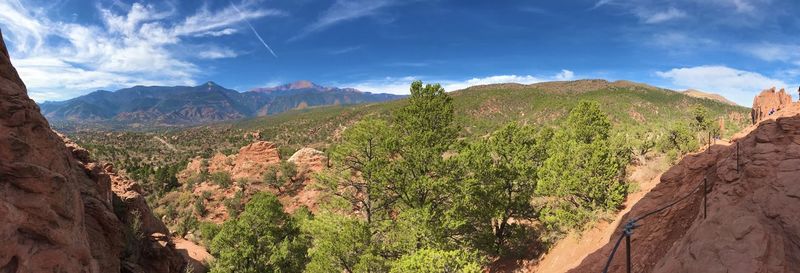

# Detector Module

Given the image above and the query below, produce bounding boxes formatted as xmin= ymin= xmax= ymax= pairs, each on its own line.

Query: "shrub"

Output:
xmin=198 ymin=222 xmax=221 ymax=246
xmin=210 ymin=171 xmax=232 ymax=188
xmin=210 ymin=192 xmax=309 ymax=273
xmin=390 ymin=248 xmax=482 ymax=273
xmin=223 ymin=190 xmax=244 ymax=219
xmin=194 ymin=197 xmax=206 ymax=217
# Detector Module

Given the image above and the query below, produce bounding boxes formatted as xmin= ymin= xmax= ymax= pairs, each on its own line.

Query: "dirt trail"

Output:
xmin=174 ymin=238 xmax=212 ymax=273
xmin=521 ymin=156 xmax=667 ymax=272
xmin=154 ymin=135 xmax=178 ymax=152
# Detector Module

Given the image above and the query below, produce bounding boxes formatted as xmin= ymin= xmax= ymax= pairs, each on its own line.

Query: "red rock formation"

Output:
xmin=183 ymin=141 xmax=282 ymax=182
xmin=285 ymin=148 xmax=328 ymax=212
xmin=572 ymin=102 xmax=800 ymax=272
xmin=179 ymin=145 xmax=327 ymax=219
xmin=0 ymin=31 xmax=184 ymax=272
xmin=751 ymin=87 xmax=792 ymax=124
xmin=231 ymin=141 xmax=281 ymax=179
xmin=288 ymin=147 xmax=328 ymax=172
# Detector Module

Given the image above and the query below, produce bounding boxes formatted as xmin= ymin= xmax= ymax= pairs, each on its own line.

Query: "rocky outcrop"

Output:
xmin=0 ymin=30 xmax=184 ymax=272
xmin=288 ymin=147 xmax=328 ymax=172
xmin=179 ymin=145 xmax=327 ymax=218
xmin=182 ymin=141 xmax=282 ymax=182
xmin=63 ymin=136 xmax=186 ymax=273
xmin=285 ymin=148 xmax=328 ymax=212
xmin=572 ymin=96 xmax=800 ymax=272
xmin=751 ymin=87 xmax=792 ymax=124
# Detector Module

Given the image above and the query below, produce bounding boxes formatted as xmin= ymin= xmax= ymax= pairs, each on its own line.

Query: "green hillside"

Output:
xmin=68 ymin=79 xmax=749 ymax=172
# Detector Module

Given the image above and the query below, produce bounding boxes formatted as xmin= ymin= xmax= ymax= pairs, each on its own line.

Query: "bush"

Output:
xmin=210 ymin=171 xmax=232 ymax=188
xmin=194 ymin=197 xmax=206 ymax=217
xmin=210 ymin=192 xmax=309 ymax=273
xmin=176 ymin=214 xmax=199 ymax=237
xmin=658 ymin=122 xmax=698 ymax=157
xmin=390 ymin=248 xmax=483 ymax=273
xmin=199 ymin=222 xmax=221 ymax=246
xmin=223 ymin=190 xmax=244 ymax=219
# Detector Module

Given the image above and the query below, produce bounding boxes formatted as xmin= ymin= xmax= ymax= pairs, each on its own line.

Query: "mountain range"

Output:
xmin=38 ymin=80 xmax=402 ymax=126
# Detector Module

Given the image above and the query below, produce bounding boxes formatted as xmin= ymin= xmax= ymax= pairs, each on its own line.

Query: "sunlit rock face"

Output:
xmin=0 ymin=30 xmax=185 ymax=273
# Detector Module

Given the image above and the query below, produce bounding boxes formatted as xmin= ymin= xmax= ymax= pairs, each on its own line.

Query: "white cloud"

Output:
xmin=198 ymin=48 xmax=239 ymax=59
xmin=656 ymin=65 xmax=788 ymax=106
xmin=194 ymin=28 xmax=238 ymax=37
xmin=290 ymin=0 xmax=401 ymax=41
xmin=342 ymin=70 xmax=577 ymax=94
xmin=442 ymin=75 xmax=546 ymax=91
xmin=0 ymin=1 xmax=282 ymax=101
xmin=640 ymin=7 xmax=686 ymax=24
xmin=0 ymin=0 xmax=47 ymax=53
xmin=708 ymin=0 xmax=757 ymax=13
xmin=740 ymin=43 xmax=800 ymax=63
xmin=555 ymin=69 xmax=575 ymax=81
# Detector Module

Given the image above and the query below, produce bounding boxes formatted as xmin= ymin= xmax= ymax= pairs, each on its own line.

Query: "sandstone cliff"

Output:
xmin=751 ymin=87 xmax=793 ymax=124
xmin=0 ymin=31 xmax=185 ymax=272
xmin=572 ymin=93 xmax=800 ymax=273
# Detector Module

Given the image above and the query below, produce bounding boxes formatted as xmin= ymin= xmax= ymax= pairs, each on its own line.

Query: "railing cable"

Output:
xmin=601 ymin=177 xmax=708 ymax=273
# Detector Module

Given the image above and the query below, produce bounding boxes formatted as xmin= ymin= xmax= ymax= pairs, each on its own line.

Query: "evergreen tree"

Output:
xmin=536 ymin=101 xmax=630 ymax=231
xmin=209 ymin=193 xmax=309 ymax=273
xmin=455 ymin=123 xmax=550 ymax=255
xmin=320 ymin=118 xmax=395 ymax=225
xmin=388 ymin=80 xmax=460 ymax=248
xmin=302 ymin=212 xmax=387 ymax=273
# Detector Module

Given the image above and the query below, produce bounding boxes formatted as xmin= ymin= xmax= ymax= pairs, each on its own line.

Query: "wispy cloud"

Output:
xmin=385 ymin=62 xmax=431 ymax=67
xmin=740 ymin=43 xmax=800 ymax=64
xmin=198 ymin=47 xmax=239 ymax=59
xmin=0 ymin=0 xmax=282 ymax=101
xmin=341 ymin=70 xmax=577 ymax=94
xmin=230 ymin=1 xmax=278 ymax=58
xmin=194 ymin=28 xmax=238 ymax=37
xmin=591 ymin=0 xmax=615 ymax=10
xmin=638 ymin=7 xmax=686 ymax=24
xmin=328 ymin=45 xmax=363 ymax=55
xmin=289 ymin=0 xmax=402 ymax=42
xmin=656 ymin=65 xmax=788 ymax=105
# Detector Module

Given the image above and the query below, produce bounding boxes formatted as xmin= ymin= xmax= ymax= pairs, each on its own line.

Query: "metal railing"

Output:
xmin=601 ymin=177 xmax=709 ymax=273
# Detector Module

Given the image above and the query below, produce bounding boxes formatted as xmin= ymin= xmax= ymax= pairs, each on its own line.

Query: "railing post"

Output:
xmin=625 ymin=233 xmax=632 ymax=273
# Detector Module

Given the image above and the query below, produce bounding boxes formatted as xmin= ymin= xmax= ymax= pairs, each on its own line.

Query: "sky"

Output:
xmin=1 ymin=0 xmax=799 ymax=105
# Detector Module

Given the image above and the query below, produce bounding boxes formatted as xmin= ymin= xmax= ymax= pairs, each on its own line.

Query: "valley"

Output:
xmin=57 ymin=78 xmax=752 ymax=272
xmin=2 ymin=1 xmax=797 ymax=272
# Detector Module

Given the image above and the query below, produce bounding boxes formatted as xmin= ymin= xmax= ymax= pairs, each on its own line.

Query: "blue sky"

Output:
xmin=0 ymin=0 xmax=798 ymax=105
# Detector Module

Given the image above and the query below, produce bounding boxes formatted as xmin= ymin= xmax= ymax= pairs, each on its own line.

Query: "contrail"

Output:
xmin=230 ymin=1 xmax=278 ymax=58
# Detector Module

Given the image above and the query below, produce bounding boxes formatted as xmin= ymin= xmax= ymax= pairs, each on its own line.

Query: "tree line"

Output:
xmin=203 ymin=81 xmax=714 ymax=272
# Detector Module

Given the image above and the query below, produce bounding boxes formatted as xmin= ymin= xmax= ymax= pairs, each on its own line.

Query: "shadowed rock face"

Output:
xmin=0 ymin=30 xmax=185 ymax=272
xmin=572 ymin=101 xmax=800 ymax=273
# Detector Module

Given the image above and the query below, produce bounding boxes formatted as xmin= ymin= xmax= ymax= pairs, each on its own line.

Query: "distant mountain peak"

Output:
xmin=250 ymin=80 xmax=349 ymax=93
xmin=289 ymin=80 xmax=317 ymax=89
